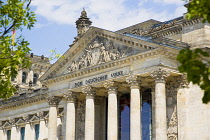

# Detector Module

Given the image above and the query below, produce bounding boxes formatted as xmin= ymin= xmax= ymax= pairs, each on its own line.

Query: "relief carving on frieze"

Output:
xmin=68 ymin=37 xmax=141 ymax=72
xmin=76 ymin=100 xmax=85 ymax=140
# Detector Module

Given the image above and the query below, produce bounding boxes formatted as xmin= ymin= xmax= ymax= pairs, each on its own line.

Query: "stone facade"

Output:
xmin=0 ymin=9 xmax=210 ymax=140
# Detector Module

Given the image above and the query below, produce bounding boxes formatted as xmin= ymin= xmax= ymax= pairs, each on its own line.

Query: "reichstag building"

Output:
xmin=0 ymin=5 xmax=210 ymax=140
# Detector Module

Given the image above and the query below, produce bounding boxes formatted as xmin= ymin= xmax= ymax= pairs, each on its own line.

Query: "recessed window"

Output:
xmin=20 ymin=127 xmax=25 ymax=140
xmin=35 ymin=124 xmax=40 ymax=140
xmin=33 ymin=73 xmax=39 ymax=84
xmin=7 ymin=130 xmax=11 ymax=140
xmin=22 ymin=72 xmax=27 ymax=83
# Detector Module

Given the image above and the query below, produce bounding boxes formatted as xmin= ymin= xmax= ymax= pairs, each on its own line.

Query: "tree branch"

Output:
xmin=0 ymin=0 xmax=32 ymax=37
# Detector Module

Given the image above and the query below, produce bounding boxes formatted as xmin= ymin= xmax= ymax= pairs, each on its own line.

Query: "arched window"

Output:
xmin=22 ymin=72 xmax=27 ymax=83
xmin=33 ymin=73 xmax=38 ymax=84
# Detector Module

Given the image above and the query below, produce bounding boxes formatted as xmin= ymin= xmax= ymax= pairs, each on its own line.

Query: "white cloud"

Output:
xmin=153 ymin=0 xmax=185 ymax=5
xmin=31 ymin=0 xmax=187 ymax=31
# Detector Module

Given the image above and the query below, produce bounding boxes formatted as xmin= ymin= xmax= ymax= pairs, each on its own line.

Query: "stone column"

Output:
xmin=37 ymin=112 xmax=48 ymax=140
xmin=82 ymin=86 xmax=95 ymax=140
xmin=104 ymin=81 xmax=118 ymax=140
xmin=47 ymin=96 xmax=62 ymax=140
xmin=0 ymin=128 xmax=6 ymax=140
xmin=126 ymin=75 xmax=141 ymax=140
xmin=63 ymin=90 xmax=77 ymax=140
xmin=150 ymin=68 xmax=169 ymax=140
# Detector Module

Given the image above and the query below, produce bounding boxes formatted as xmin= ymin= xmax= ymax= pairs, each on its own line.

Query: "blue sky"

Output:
xmin=21 ymin=0 xmax=187 ymax=63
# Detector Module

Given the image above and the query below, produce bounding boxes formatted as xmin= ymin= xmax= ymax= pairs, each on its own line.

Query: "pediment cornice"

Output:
xmin=40 ymin=26 xmax=183 ymax=83
xmin=42 ymin=47 xmax=178 ymax=86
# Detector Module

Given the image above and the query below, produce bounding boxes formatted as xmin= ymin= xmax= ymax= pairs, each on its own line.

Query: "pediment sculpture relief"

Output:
xmin=68 ymin=38 xmax=140 ymax=72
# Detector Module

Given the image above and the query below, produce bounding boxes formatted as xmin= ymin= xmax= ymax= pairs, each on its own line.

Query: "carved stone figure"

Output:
xmin=68 ymin=37 xmax=141 ymax=72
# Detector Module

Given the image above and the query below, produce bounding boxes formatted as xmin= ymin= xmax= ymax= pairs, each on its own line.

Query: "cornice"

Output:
xmin=40 ymin=27 xmax=164 ymax=82
xmin=0 ymin=94 xmax=47 ymax=111
xmin=42 ymin=48 xmax=178 ymax=85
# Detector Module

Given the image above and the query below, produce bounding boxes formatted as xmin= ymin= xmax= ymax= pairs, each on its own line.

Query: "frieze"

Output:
xmin=70 ymin=68 xmax=129 ymax=89
xmin=67 ymin=37 xmax=141 ymax=72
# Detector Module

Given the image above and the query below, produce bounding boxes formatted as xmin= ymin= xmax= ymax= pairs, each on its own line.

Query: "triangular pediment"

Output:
xmin=1 ymin=121 xmax=12 ymax=128
xmin=40 ymin=26 xmax=183 ymax=82
xmin=15 ymin=118 xmax=25 ymax=126
xmin=29 ymin=115 xmax=40 ymax=123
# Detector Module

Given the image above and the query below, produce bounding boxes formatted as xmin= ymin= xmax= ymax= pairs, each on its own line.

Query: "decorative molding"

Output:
xmin=82 ymin=86 xmax=95 ymax=99
xmin=180 ymin=73 xmax=189 ymax=88
xmin=43 ymin=49 xmax=178 ymax=85
xmin=47 ymin=96 xmax=62 ymax=107
xmin=130 ymin=20 xmax=177 ymax=36
xmin=63 ymin=90 xmax=78 ymax=103
xmin=0 ymin=94 xmax=47 ymax=111
xmin=67 ymin=38 xmax=140 ymax=73
xmin=126 ymin=75 xmax=140 ymax=89
xmin=150 ymin=68 xmax=170 ymax=83
xmin=104 ymin=80 xmax=118 ymax=94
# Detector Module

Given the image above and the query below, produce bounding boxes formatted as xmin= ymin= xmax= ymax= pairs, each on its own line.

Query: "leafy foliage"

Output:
xmin=0 ymin=0 xmax=36 ymax=99
xmin=185 ymin=0 xmax=210 ymax=23
xmin=177 ymin=48 xmax=210 ymax=103
xmin=178 ymin=0 xmax=210 ymax=103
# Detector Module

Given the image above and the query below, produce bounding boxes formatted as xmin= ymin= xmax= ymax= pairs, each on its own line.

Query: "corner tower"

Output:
xmin=76 ymin=8 xmax=92 ymax=38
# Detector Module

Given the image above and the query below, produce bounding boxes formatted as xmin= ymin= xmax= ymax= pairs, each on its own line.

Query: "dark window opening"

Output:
xmin=119 ymin=93 xmax=130 ymax=140
xmin=35 ymin=124 xmax=40 ymax=140
xmin=7 ymin=130 xmax=11 ymax=140
xmin=142 ymin=89 xmax=152 ymax=140
xmin=33 ymin=73 xmax=38 ymax=84
xmin=20 ymin=127 xmax=25 ymax=140
xmin=22 ymin=72 xmax=27 ymax=83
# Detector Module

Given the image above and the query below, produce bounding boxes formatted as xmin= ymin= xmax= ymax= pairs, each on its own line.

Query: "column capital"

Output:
xmin=82 ymin=86 xmax=95 ymax=99
xmin=47 ymin=96 xmax=62 ymax=107
xmin=126 ymin=75 xmax=140 ymax=89
xmin=63 ymin=90 xmax=78 ymax=103
xmin=180 ymin=73 xmax=189 ymax=88
xmin=104 ymin=80 xmax=118 ymax=94
xmin=150 ymin=68 xmax=170 ymax=83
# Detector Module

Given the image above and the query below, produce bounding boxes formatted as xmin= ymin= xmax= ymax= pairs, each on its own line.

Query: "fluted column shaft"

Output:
xmin=82 ymin=86 xmax=95 ymax=140
xmin=104 ymin=81 xmax=118 ymax=140
xmin=126 ymin=75 xmax=141 ymax=140
xmin=63 ymin=91 xmax=77 ymax=140
xmin=150 ymin=69 xmax=169 ymax=140
xmin=47 ymin=96 xmax=62 ymax=140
